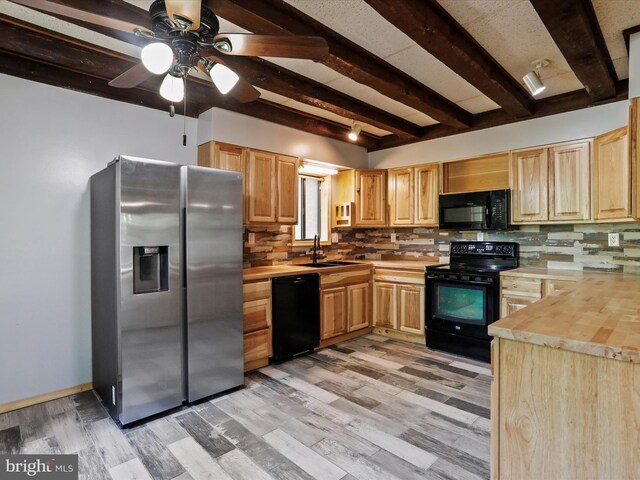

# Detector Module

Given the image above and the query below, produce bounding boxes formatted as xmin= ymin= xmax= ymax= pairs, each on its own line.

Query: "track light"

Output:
xmin=348 ymin=122 xmax=361 ymax=142
xmin=523 ymin=59 xmax=549 ymax=97
xmin=160 ymin=73 xmax=184 ymax=102
xmin=209 ymin=63 xmax=239 ymax=94
xmin=141 ymin=42 xmax=173 ymax=74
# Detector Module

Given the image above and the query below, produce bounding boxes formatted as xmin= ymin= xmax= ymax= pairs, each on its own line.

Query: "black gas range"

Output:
xmin=425 ymin=241 xmax=519 ymax=362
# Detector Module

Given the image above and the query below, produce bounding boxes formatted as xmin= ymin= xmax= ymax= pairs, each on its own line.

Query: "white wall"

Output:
xmin=369 ymin=100 xmax=629 ymax=168
xmin=0 ymin=74 xmax=197 ymax=405
xmin=198 ymin=107 xmax=369 ymax=169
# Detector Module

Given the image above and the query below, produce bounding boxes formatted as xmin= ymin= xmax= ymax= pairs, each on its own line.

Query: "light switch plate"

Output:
xmin=608 ymin=233 xmax=620 ymax=247
xmin=476 ymin=231 xmax=485 ymax=241
xmin=248 ymin=233 xmax=255 ymax=244
xmin=331 ymin=232 xmax=339 ymax=243
xmin=390 ymin=233 xmax=397 ymax=242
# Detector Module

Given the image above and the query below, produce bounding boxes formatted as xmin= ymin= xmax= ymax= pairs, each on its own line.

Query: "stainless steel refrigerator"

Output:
xmin=90 ymin=156 xmax=243 ymax=426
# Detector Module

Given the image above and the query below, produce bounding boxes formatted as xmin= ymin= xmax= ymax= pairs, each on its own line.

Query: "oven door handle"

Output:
xmin=427 ymin=276 xmax=494 ymax=286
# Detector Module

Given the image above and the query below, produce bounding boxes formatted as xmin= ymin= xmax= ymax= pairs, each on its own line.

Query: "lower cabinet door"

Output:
xmin=347 ymin=282 xmax=371 ymax=332
xmin=321 ymin=287 xmax=348 ymax=339
xmin=397 ymin=284 xmax=425 ymax=335
xmin=373 ymin=282 xmax=397 ymax=329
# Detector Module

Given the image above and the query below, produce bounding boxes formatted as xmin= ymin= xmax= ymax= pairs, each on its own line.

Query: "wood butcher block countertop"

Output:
xmin=242 ymin=259 xmax=435 ymax=282
xmin=490 ymin=272 xmax=640 ymax=362
xmin=500 ymin=267 xmax=585 ymax=281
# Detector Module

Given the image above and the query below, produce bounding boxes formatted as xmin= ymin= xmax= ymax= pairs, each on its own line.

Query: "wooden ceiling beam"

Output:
xmin=374 ymin=81 xmax=628 ymax=151
xmin=363 ymin=0 xmax=532 ymax=118
xmin=209 ymin=55 xmax=421 ymax=138
xmin=206 ymin=0 xmax=472 ymax=129
xmin=0 ymin=15 xmax=380 ymax=149
xmin=529 ymin=0 xmax=617 ymax=100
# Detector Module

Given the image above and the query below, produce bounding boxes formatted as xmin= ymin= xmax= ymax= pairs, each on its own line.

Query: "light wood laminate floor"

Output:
xmin=0 ymin=335 xmax=491 ymax=480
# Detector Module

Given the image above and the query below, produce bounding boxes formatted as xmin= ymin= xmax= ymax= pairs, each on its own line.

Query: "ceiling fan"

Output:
xmin=10 ymin=0 xmax=330 ymax=104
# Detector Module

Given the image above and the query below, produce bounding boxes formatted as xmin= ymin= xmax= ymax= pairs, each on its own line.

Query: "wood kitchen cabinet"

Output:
xmin=372 ymin=267 xmax=425 ymax=342
xmin=319 ymin=268 xmax=372 ymax=343
xmin=347 ymin=283 xmax=371 ymax=332
xmin=548 ymin=141 xmax=591 ymax=221
xmin=594 ymin=127 xmax=632 ymax=221
xmin=499 ymin=274 xmax=579 ymax=319
xmin=276 ymin=155 xmax=299 ymax=224
xmin=331 ymin=169 xmax=386 ymax=227
xmin=246 ymin=151 xmax=300 ymax=225
xmin=321 ymin=287 xmax=348 ymax=339
xmin=246 ymin=150 xmax=277 ymax=224
xmin=355 ymin=170 xmax=387 ymax=226
xmin=243 ymin=280 xmax=272 ymax=370
xmin=397 ymin=284 xmax=424 ymax=335
xmin=511 ymin=140 xmax=591 ymax=224
xmin=199 ymin=142 xmax=299 ymax=226
xmin=387 ymin=164 xmax=439 ymax=227
xmin=388 ymin=167 xmax=414 ymax=225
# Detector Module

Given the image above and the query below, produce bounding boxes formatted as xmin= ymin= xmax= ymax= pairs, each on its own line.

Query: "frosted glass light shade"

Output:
xmin=210 ymin=63 xmax=239 ymax=94
xmin=160 ymin=74 xmax=184 ymax=102
xmin=523 ymin=70 xmax=546 ymax=96
xmin=141 ymin=42 xmax=173 ymax=74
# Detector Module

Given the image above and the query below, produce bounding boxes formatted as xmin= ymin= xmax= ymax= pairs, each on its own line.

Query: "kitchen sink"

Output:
xmin=299 ymin=261 xmax=362 ymax=268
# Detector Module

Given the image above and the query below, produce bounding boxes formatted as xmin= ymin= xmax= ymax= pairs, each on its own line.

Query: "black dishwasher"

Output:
xmin=271 ymin=273 xmax=320 ymax=361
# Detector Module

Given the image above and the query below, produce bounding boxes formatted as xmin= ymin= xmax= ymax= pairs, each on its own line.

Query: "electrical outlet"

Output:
xmin=476 ymin=231 xmax=484 ymax=241
xmin=248 ymin=233 xmax=256 ymax=244
xmin=608 ymin=233 xmax=620 ymax=247
xmin=331 ymin=232 xmax=339 ymax=243
xmin=390 ymin=233 xmax=397 ymax=242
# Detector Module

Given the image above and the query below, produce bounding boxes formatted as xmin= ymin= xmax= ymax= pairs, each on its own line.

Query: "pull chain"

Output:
xmin=182 ymin=76 xmax=187 ymax=146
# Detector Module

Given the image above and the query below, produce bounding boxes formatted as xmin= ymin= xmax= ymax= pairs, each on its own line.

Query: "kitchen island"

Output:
xmin=489 ymin=273 xmax=640 ymax=480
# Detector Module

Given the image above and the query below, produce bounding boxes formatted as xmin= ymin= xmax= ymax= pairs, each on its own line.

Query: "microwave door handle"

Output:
xmin=486 ymin=196 xmax=492 ymax=229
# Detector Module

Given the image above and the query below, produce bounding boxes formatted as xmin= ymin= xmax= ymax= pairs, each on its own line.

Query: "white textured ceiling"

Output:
xmin=592 ymin=0 xmax=640 ymax=80
xmin=1 ymin=0 xmax=635 ymax=139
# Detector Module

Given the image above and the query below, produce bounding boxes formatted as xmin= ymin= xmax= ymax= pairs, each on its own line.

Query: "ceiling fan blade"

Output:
xmin=213 ymin=34 xmax=329 ymax=60
xmin=166 ymin=0 xmax=201 ymax=30
xmin=109 ymin=63 xmax=154 ymax=89
xmin=229 ymin=77 xmax=261 ymax=103
xmin=197 ymin=60 xmax=260 ymax=103
xmin=8 ymin=0 xmax=149 ymax=34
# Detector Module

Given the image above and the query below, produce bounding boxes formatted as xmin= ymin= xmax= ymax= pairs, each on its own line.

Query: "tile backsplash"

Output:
xmin=243 ymin=223 xmax=640 ymax=274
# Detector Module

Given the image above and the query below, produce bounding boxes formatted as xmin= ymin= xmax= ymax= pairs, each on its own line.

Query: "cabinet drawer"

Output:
xmin=373 ymin=268 xmax=425 ymax=285
xmin=320 ymin=269 xmax=371 ymax=288
xmin=243 ymin=298 xmax=271 ymax=333
xmin=243 ymin=280 xmax=271 ymax=302
xmin=501 ymin=277 xmax=542 ymax=299
xmin=244 ymin=329 xmax=271 ymax=363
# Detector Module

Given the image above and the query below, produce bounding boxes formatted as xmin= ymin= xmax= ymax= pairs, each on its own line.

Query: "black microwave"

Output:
xmin=439 ymin=189 xmax=510 ymax=231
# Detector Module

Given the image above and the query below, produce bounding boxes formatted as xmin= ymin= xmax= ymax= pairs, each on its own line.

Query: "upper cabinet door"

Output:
xmin=415 ymin=164 xmax=439 ymax=226
xmin=511 ymin=148 xmax=549 ymax=223
xmin=594 ymin=127 xmax=631 ymax=221
xmin=548 ymin=141 xmax=591 ymax=222
xmin=247 ymin=150 xmax=277 ymax=223
xmin=214 ymin=143 xmax=246 ymax=173
xmin=276 ymin=155 xmax=299 ymax=224
xmin=388 ymin=167 xmax=414 ymax=226
xmin=355 ymin=170 xmax=386 ymax=226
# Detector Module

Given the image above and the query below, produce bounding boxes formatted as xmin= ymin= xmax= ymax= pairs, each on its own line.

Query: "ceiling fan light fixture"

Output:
xmin=141 ymin=42 xmax=174 ymax=74
xmin=209 ymin=63 xmax=239 ymax=94
xmin=348 ymin=123 xmax=362 ymax=142
xmin=160 ymin=73 xmax=184 ymax=102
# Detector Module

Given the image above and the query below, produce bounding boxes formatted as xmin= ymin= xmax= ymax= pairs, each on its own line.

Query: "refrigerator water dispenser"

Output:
xmin=133 ymin=246 xmax=168 ymax=293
